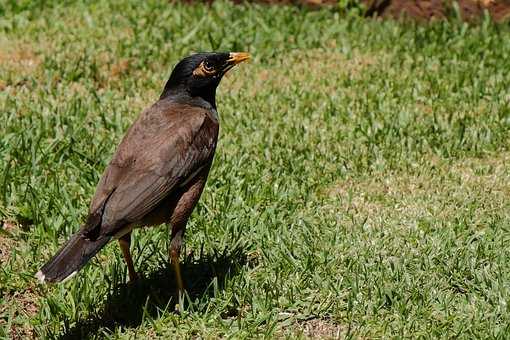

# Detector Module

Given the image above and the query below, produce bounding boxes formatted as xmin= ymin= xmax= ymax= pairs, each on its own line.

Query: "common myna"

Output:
xmin=37 ymin=52 xmax=250 ymax=289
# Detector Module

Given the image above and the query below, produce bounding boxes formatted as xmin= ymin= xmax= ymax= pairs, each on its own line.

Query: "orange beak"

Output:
xmin=227 ymin=52 xmax=251 ymax=65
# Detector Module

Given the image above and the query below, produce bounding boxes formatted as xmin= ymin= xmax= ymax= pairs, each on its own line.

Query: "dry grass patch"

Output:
xmin=1 ymin=287 xmax=39 ymax=340
xmin=94 ymin=53 xmax=134 ymax=88
xmin=281 ymin=317 xmax=344 ymax=339
xmin=324 ymin=153 xmax=510 ymax=227
xmin=0 ymin=39 xmax=41 ymax=77
xmin=109 ymin=58 xmax=131 ymax=79
xmin=8 ymin=325 xmax=37 ymax=340
xmin=0 ymin=220 xmax=18 ymax=265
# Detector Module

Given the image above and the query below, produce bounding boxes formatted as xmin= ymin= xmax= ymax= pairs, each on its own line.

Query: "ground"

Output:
xmin=1 ymin=0 xmax=510 ymax=338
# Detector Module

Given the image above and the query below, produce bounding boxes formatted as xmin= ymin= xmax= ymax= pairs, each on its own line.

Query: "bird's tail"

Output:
xmin=36 ymin=232 xmax=111 ymax=283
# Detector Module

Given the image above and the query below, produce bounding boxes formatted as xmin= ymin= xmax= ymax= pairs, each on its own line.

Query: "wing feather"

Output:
xmin=82 ymin=100 xmax=218 ymax=237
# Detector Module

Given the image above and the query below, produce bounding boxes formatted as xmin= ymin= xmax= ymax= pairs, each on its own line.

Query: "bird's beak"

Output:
xmin=226 ymin=52 xmax=251 ymax=66
xmin=222 ymin=52 xmax=250 ymax=74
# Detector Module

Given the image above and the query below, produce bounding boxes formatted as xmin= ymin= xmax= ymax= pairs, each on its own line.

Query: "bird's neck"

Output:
xmin=160 ymin=87 xmax=217 ymax=111
xmin=195 ymin=88 xmax=217 ymax=109
xmin=160 ymin=85 xmax=217 ymax=110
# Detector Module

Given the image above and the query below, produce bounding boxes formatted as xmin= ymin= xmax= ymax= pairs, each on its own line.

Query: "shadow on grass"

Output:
xmin=59 ymin=245 xmax=247 ymax=339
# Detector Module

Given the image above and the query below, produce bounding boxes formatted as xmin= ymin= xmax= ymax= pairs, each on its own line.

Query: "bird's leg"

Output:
xmin=168 ymin=170 xmax=209 ymax=294
xmin=169 ymin=227 xmax=184 ymax=293
xmin=118 ymin=232 xmax=138 ymax=283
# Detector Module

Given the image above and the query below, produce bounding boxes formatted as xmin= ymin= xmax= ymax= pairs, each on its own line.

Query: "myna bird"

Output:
xmin=36 ymin=52 xmax=250 ymax=289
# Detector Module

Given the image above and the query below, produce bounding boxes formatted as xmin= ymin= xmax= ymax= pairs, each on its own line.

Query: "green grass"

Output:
xmin=1 ymin=0 xmax=510 ymax=338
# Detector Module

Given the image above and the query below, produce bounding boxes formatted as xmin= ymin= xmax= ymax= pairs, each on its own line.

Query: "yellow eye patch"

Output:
xmin=192 ymin=61 xmax=216 ymax=77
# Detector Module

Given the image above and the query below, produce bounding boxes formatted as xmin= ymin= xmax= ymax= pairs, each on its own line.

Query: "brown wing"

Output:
xmin=82 ymin=100 xmax=219 ymax=238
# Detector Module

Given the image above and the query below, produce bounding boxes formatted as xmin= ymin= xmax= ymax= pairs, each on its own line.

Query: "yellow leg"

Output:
xmin=171 ymin=251 xmax=184 ymax=293
xmin=119 ymin=233 xmax=138 ymax=283
xmin=170 ymin=227 xmax=185 ymax=293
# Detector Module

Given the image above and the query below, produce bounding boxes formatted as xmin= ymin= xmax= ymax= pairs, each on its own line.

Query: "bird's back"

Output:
xmin=84 ymin=98 xmax=219 ymax=239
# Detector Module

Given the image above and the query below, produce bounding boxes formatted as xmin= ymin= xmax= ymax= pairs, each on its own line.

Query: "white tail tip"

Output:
xmin=61 ymin=270 xmax=78 ymax=283
xmin=36 ymin=270 xmax=46 ymax=283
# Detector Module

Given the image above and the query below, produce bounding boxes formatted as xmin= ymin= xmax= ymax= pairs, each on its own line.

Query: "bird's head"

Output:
xmin=161 ymin=52 xmax=250 ymax=108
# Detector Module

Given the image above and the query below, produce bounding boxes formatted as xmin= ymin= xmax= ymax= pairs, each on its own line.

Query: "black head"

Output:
xmin=160 ymin=52 xmax=250 ymax=108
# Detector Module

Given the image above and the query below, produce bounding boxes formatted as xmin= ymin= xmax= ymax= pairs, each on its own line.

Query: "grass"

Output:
xmin=1 ymin=0 xmax=510 ymax=338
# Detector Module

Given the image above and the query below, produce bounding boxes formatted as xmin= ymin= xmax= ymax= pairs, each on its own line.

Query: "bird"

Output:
xmin=36 ymin=52 xmax=250 ymax=290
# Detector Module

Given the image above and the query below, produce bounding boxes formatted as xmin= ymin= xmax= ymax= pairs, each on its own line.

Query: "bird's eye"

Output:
xmin=203 ymin=60 xmax=214 ymax=72
xmin=193 ymin=60 xmax=216 ymax=77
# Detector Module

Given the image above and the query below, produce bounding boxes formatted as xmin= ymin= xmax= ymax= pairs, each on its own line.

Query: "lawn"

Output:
xmin=1 ymin=0 xmax=510 ymax=338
